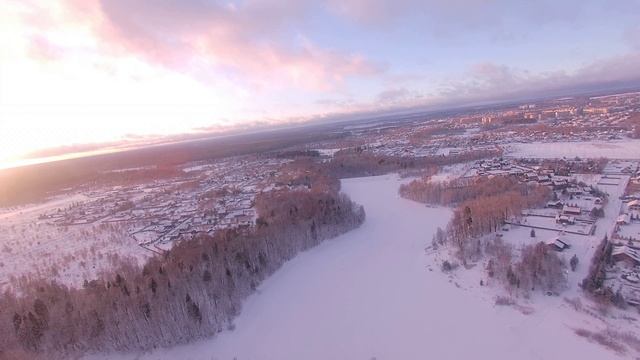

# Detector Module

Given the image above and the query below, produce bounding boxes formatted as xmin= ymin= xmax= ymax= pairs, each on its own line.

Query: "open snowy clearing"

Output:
xmin=91 ymin=174 xmax=626 ymax=360
xmin=505 ymin=139 xmax=640 ymax=159
xmin=0 ymin=193 xmax=150 ymax=290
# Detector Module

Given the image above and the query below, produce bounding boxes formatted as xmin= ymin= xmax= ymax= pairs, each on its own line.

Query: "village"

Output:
xmin=0 ymin=155 xmax=314 ymax=288
xmin=435 ymin=155 xmax=640 ymax=305
xmin=1 ymin=91 xmax=640 ymax=301
xmin=603 ymin=161 xmax=640 ymax=305
xmin=32 ymin=156 xmax=316 ymax=254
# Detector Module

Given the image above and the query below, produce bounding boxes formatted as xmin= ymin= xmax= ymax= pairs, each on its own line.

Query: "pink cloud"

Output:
xmin=194 ymin=38 xmax=383 ymax=91
xmin=28 ymin=0 xmax=384 ymax=91
xmin=27 ymin=35 xmax=63 ymax=62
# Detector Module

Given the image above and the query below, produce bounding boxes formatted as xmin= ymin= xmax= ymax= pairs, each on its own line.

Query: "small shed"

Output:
xmin=556 ymin=214 xmax=575 ymax=225
xmin=546 ymin=200 xmax=563 ymax=209
xmin=563 ymin=205 xmax=581 ymax=216
xmin=617 ymin=214 xmax=630 ymax=225
xmin=547 ymin=237 xmax=570 ymax=251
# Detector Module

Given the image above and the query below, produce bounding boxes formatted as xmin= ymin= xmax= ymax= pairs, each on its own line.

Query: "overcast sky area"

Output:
xmin=1 ymin=0 xmax=640 ymax=163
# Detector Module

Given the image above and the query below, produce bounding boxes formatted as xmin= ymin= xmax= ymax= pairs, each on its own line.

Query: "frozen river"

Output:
xmin=97 ymin=174 xmax=619 ymax=360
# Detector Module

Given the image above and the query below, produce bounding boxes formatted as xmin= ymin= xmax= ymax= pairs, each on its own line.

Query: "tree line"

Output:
xmin=447 ymin=186 xmax=550 ymax=262
xmin=418 ymin=175 xmax=552 ymax=274
xmin=485 ymin=238 xmax=567 ymax=295
xmin=324 ymin=147 xmax=501 ymax=179
xmin=399 ymin=175 xmax=537 ymax=206
xmin=580 ymin=235 xmax=626 ymax=307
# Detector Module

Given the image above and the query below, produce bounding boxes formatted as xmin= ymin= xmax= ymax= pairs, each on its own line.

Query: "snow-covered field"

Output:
xmin=0 ymin=194 xmax=150 ymax=290
xmin=505 ymin=139 xmax=640 ymax=159
xmin=91 ymin=174 xmax=627 ymax=360
xmin=430 ymin=162 xmax=473 ymax=182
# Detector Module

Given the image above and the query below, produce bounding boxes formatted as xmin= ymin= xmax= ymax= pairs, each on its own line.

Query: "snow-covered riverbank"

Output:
xmin=93 ymin=174 xmax=622 ymax=360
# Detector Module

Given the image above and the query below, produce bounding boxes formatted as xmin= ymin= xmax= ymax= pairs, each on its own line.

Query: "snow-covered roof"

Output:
xmin=562 ymin=205 xmax=581 ymax=214
xmin=547 ymin=237 xmax=569 ymax=249
xmin=617 ymin=214 xmax=630 ymax=224
xmin=612 ymin=245 xmax=640 ymax=264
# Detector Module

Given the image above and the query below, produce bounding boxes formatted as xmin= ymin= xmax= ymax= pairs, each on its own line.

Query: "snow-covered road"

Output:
xmin=96 ymin=174 xmax=620 ymax=360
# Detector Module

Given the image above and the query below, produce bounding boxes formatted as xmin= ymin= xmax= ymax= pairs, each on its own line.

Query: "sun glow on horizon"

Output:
xmin=0 ymin=1 xmax=266 ymax=165
xmin=0 ymin=12 xmax=249 ymax=162
xmin=0 ymin=1 xmax=366 ymax=167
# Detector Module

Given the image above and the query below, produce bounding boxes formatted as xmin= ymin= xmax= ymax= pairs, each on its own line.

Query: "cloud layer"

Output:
xmin=61 ymin=0 xmax=384 ymax=91
xmin=13 ymin=0 xmax=640 ymax=98
xmin=2 ymin=0 xmax=640 ymax=160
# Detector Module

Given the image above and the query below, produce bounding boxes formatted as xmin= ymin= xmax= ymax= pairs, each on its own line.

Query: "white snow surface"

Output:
xmin=93 ymin=174 xmax=622 ymax=360
xmin=505 ymin=139 xmax=640 ymax=159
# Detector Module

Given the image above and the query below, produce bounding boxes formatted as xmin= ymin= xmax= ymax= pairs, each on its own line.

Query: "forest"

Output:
xmin=406 ymin=174 xmax=551 ymax=262
xmin=0 ymin=172 xmax=365 ymax=359
xmin=325 ymin=147 xmax=501 ymax=179
xmin=418 ymin=174 xmax=563 ymax=295
xmin=483 ymin=238 xmax=567 ymax=295
xmin=447 ymin=184 xmax=550 ymax=262
xmin=400 ymin=175 xmax=549 ymax=207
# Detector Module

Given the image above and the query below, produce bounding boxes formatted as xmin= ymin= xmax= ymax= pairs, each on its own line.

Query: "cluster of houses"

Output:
xmin=612 ymin=245 xmax=640 ymax=267
xmin=607 ymin=244 xmax=640 ymax=306
xmin=605 ymin=191 xmax=640 ymax=307
xmin=613 ymin=197 xmax=640 ymax=255
xmin=352 ymin=130 xmax=496 ymax=160
xmin=472 ymin=158 xmax=533 ymax=177
xmin=628 ymin=199 xmax=640 ymax=211
xmin=470 ymin=158 xmax=588 ymax=191
xmin=471 ymin=158 xmax=605 ymax=217
xmin=38 ymin=186 xmax=150 ymax=226
xmin=617 ymin=201 xmax=640 ymax=226
xmin=553 ymin=205 xmax=582 ymax=225
xmin=36 ymin=156 xmax=308 ymax=252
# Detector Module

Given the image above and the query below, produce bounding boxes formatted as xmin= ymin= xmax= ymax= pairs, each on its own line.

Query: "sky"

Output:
xmin=1 ymin=0 xmax=640 ymax=165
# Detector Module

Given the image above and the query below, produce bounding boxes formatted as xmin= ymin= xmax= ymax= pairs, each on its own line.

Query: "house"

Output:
xmin=612 ymin=245 xmax=640 ymax=267
xmin=566 ymin=187 xmax=583 ymax=196
xmin=537 ymin=174 xmax=551 ymax=182
xmin=552 ymin=179 xmax=568 ymax=190
xmin=556 ymin=214 xmax=575 ymax=225
xmin=617 ymin=214 xmax=630 ymax=225
xmin=563 ymin=205 xmax=581 ymax=216
xmin=547 ymin=237 xmax=570 ymax=251
xmin=234 ymin=214 xmax=253 ymax=227
xmin=546 ymin=200 xmax=564 ymax=209
xmin=539 ymin=179 xmax=553 ymax=187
